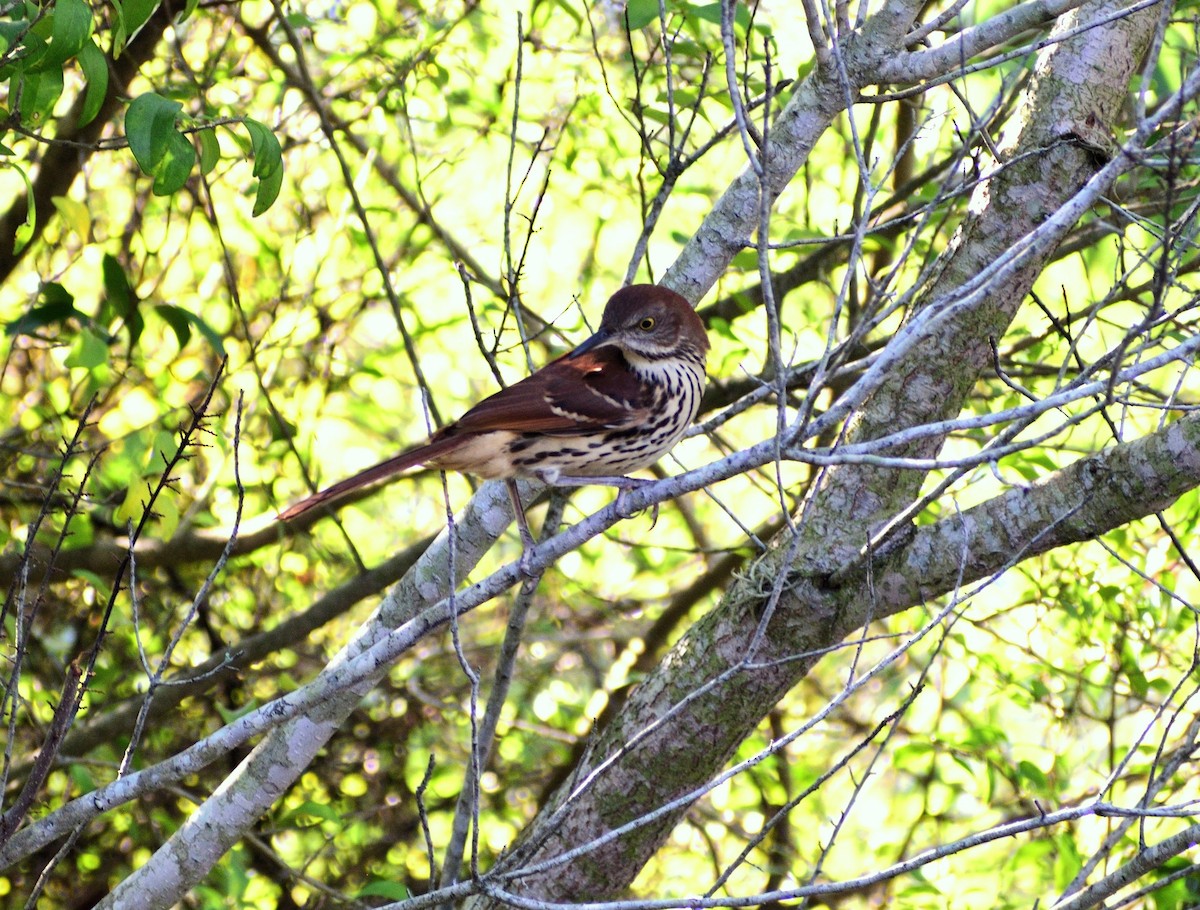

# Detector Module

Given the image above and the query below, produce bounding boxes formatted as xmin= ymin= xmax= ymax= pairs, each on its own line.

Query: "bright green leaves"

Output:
xmin=154 ymin=303 xmax=227 ymax=356
xmin=109 ymin=0 xmax=165 ymax=58
xmin=45 ymin=0 xmax=92 ymax=67
xmin=124 ymin=92 xmax=195 ymax=195
xmin=6 ymin=254 xmax=225 ymax=366
xmin=242 ymin=117 xmax=283 ymax=215
xmin=0 ymin=0 xmax=97 ymax=129
xmin=4 ymin=280 xmax=84 ymax=337
xmin=196 ymin=125 xmax=220 ymax=173
xmin=100 ymin=251 xmax=143 ymax=348
xmin=75 ymin=38 xmax=108 ymax=125
xmin=124 ymin=92 xmax=283 ymax=214
xmin=624 ymin=0 xmax=661 ymax=30
xmin=623 ymin=0 xmax=758 ymax=33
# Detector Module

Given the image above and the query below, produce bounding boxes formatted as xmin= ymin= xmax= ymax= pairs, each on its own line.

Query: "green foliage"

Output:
xmin=0 ymin=0 xmax=1198 ymax=907
xmin=125 ymin=91 xmax=195 ymax=195
xmin=0 ymin=0 xmax=283 ymax=216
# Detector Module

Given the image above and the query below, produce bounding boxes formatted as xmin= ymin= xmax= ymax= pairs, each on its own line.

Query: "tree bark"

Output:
xmin=473 ymin=3 xmax=1167 ymax=902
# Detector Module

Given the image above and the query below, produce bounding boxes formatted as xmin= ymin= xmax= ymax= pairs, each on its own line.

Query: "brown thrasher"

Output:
xmin=278 ymin=284 xmax=709 ymax=543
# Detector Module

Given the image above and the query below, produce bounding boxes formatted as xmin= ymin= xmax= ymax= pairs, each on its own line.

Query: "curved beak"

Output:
xmin=567 ymin=326 xmax=613 ymax=359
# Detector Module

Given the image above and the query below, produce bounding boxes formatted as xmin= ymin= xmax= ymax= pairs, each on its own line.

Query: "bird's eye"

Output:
xmin=639 ymin=317 xmax=656 ymax=331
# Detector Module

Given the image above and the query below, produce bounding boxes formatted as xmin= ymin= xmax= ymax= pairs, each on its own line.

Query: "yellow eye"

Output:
xmin=639 ymin=317 xmax=656 ymax=331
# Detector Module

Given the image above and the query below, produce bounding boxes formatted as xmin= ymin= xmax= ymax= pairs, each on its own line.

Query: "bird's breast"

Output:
xmin=537 ymin=360 xmax=704 ymax=476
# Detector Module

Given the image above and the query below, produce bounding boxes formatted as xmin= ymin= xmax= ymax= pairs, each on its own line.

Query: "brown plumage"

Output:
xmin=278 ymin=284 xmax=708 ymax=523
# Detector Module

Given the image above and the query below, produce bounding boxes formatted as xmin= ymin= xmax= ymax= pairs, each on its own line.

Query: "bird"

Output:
xmin=278 ymin=284 xmax=709 ymax=550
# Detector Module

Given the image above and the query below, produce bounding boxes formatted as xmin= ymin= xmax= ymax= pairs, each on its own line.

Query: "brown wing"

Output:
xmin=446 ymin=345 xmax=651 ymax=436
xmin=278 ymin=345 xmax=651 ymax=522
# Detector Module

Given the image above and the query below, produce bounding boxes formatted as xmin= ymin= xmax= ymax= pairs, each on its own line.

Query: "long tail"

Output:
xmin=277 ymin=435 xmax=462 ymax=521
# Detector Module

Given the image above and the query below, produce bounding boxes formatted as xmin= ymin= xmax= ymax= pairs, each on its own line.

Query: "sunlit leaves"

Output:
xmin=63 ymin=326 xmax=108 ymax=369
xmin=242 ymin=116 xmax=284 ymax=215
xmin=624 ymin=0 xmax=661 ymax=31
xmin=124 ymin=93 xmax=284 ymax=211
xmin=101 ymin=252 xmax=142 ymax=347
xmin=110 ymin=0 xmax=162 ymax=57
xmin=153 ymin=303 xmax=227 ymax=355
xmin=5 ymin=255 xmax=225 ymax=360
xmin=75 ymin=39 xmax=108 ymax=125
xmin=45 ymin=0 xmax=92 ymax=67
xmin=196 ymin=126 xmax=219 ymax=174
xmin=0 ymin=1 xmax=1197 ymax=905
xmin=5 ymin=280 xmax=84 ymax=336
xmin=51 ymin=193 xmax=89 ymax=240
xmin=1 ymin=0 xmax=97 ymax=128
xmin=124 ymin=91 xmax=195 ymax=195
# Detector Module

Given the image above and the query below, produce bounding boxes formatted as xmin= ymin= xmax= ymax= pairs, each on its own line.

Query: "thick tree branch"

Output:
xmin=474 ymin=3 xmax=1169 ymax=902
xmin=8 ymin=407 xmax=1197 ymax=891
xmin=54 ymin=1 xmax=1189 ymax=904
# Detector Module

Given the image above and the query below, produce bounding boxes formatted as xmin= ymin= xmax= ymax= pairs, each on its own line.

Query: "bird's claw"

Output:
xmin=646 ymin=501 xmax=660 ymax=530
xmin=614 ymin=478 xmax=650 ymax=521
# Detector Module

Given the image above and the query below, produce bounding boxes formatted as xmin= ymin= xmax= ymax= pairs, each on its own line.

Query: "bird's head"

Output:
xmin=569 ymin=285 xmax=709 ymax=366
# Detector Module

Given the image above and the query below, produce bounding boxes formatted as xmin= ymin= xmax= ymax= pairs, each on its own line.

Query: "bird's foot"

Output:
xmin=543 ymin=473 xmax=656 ymax=524
xmin=613 ymin=478 xmax=651 ymax=521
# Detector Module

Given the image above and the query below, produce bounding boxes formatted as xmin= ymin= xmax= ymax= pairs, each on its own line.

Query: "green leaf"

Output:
xmin=252 ymin=161 xmax=283 ymax=216
xmin=45 ymin=0 xmax=92 ymax=67
xmin=18 ymin=67 xmax=64 ymax=121
xmin=51 ymin=194 xmax=90 ymax=241
xmin=549 ymin=0 xmax=582 ymax=27
xmin=153 ymin=304 xmax=227 ymax=356
xmin=41 ymin=283 xmax=84 ymax=313
xmin=624 ymin=0 xmax=659 ymax=30
xmin=638 ymin=105 xmax=672 ymax=126
xmin=153 ymin=302 xmax=191 ymax=348
xmin=358 ymin=881 xmax=410 ymax=901
xmin=150 ymin=128 xmax=195 ymax=195
xmin=101 ymin=253 xmax=133 ymax=316
xmin=68 ymin=763 xmax=97 ymax=794
xmin=214 ymin=698 xmax=259 ymax=724
xmin=64 ymin=327 xmax=109 ymax=369
xmin=76 ymin=39 xmax=108 ymax=127
xmin=125 ymin=92 xmax=182 ymax=174
xmin=5 ymin=284 xmax=81 ymax=337
xmin=11 ymin=162 xmax=36 ymax=255
xmin=196 ymin=127 xmax=219 ymax=174
xmin=242 ymin=118 xmax=283 ymax=214
xmin=1015 ymin=759 xmax=1048 ymax=793
xmin=14 ymin=26 xmax=49 ymax=73
xmin=124 ymin=93 xmax=196 ymax=194
xmin=687 ymin=2 xmax=750 ymax=27
xmin=110 ymin=0 xmax=127 ymax=56
xmin=0 ymin=19 xmax=30 ymax=53
xmin=120 ymin=0 xmax=162 ymax=42
xmin=280 ymin=800 xmax=342 ymax=825
xmin=190 ymin=312 xmax=226 ymax=356
xmin=267 ymin=412 xmax=297 ymax=442
xmin=242 ymin=117 xmax=282 ymax=178
xmin=101 ymin=253 xmax=144 ymax=346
